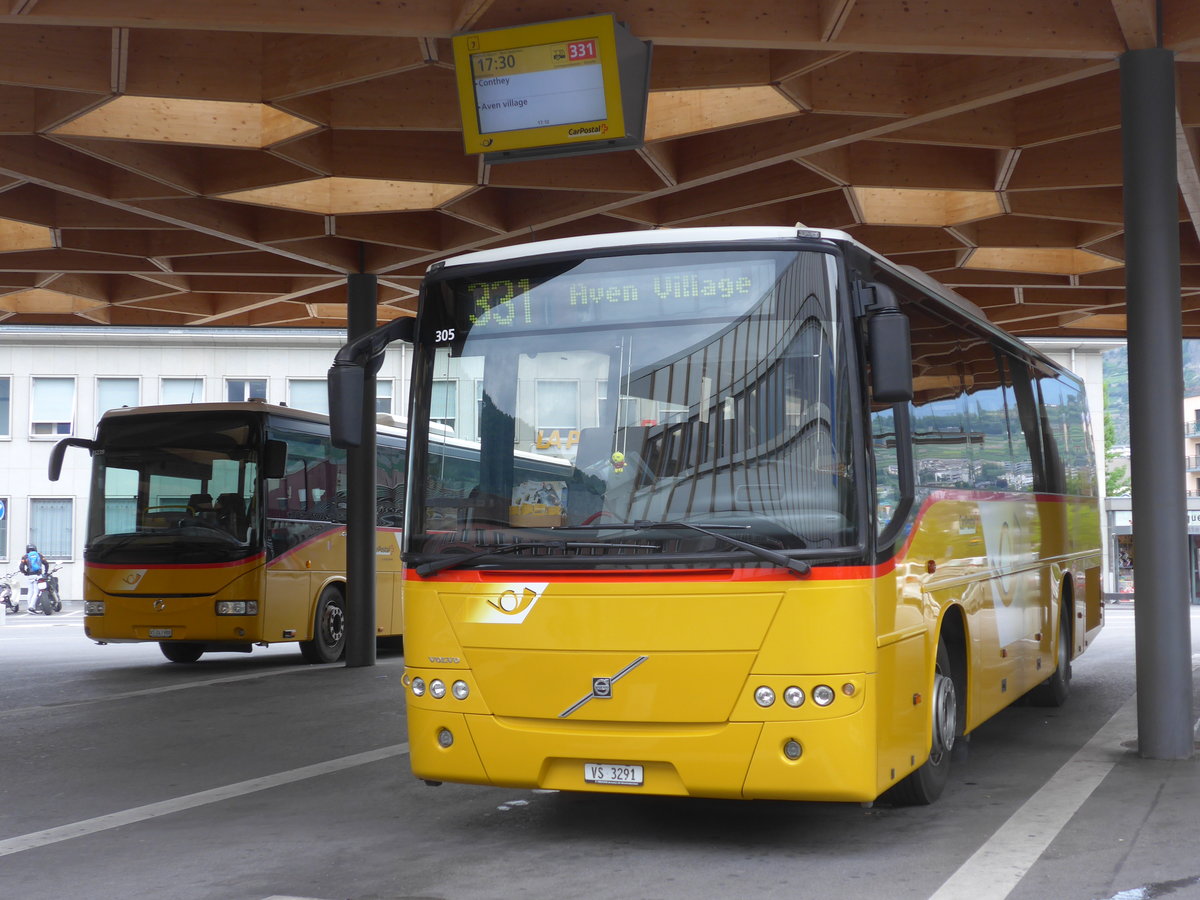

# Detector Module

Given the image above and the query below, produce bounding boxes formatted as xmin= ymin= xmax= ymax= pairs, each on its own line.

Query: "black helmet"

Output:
xmin=26 ymin=544 xmax=36 ymax=552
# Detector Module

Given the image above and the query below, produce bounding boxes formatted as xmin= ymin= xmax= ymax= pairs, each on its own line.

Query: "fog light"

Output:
xmin=452 ymin=680 xmax=469 ymax=700
xmin=754 ymin=685 xmax=776 ymax=708
xmin=430 ymin=679 xmax=447 ymax=699
xmin=784 ymin=686 xmax=805 ymax=708
xmin=411 ymin=677 xmax=426 ymax=697
xmin=437 ymin=727 xmax=454 ymax=748
xmin=783 ymin=739 xmax=803 ymax=760
xmin=813 ymin=684 xmax=835 ymax=706
xmin=84 ymin=601 xmax=106 ymax=616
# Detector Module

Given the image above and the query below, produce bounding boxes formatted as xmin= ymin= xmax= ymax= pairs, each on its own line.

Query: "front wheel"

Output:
xmin=887 ymin=637 xmax=961 ymax=806
xmin=160 ymin=642 xmax=204 ymax=663
xmin=299 ymin=585 xmax=346 ymax=664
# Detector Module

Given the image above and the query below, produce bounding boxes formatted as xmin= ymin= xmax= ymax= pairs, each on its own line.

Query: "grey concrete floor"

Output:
xmin=0 ymin=605 xmax=1196 ymax=900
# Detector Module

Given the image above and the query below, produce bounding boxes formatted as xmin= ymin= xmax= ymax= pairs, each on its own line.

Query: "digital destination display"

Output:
xmin=445 ymin=255 xmax=781 ymax=338
xmin=470 ymin=38 xmax=606 ymax=135
xmin=452 ymin=15 xmax=650 ymax=161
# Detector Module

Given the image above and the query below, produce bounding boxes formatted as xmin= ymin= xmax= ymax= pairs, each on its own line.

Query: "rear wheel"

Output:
xmin=36 ymin=590 xmax=55 ymax=616
xmin=160 ymin=642 xmax=204 ymax=663
xmin=1029 ymin=611 xmax=1072 ymax=707
xmin=299 ymin=585 xmax=346 ymax=664
xmin=888 ymin=637 xmax=961 ymax=806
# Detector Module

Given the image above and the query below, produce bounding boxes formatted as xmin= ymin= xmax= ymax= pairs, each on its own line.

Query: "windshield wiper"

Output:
xmin=623 ymin=520 xmax=811 ymax=577
xmin=411 ymin=540 xmax=658 ymax=577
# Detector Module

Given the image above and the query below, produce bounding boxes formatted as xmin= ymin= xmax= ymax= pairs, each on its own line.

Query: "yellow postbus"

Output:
xmin=333 ymin=226 xmax=1103 ymax=804
xmin=50 ymin=401 xmax=408 ymax=664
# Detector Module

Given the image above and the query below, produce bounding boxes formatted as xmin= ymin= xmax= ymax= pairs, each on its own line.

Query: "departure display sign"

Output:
xmin=453 ymin=15 xmax=651 ymax=162
xmin=470 ymin=39 xmax=606 ymax=136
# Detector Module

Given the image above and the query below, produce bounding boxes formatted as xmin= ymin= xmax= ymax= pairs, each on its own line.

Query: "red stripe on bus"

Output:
xmin=405 ymin=491 xmax=1091 ymax=584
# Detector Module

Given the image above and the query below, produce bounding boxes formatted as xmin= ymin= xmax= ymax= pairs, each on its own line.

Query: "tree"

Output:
xmin=1103 ymin=384 xmax=1130 ymax=497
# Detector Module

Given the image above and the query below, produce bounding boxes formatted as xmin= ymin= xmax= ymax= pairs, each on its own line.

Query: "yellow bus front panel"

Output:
xmin=403 ymin=573 xmax=907 ymax=802
xmin=84 ymin=556 xmax=268 ymax=643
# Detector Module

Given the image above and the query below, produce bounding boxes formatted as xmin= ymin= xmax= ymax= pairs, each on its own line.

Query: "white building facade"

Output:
xmin=0 ymin=326 xmax=408 ymax=601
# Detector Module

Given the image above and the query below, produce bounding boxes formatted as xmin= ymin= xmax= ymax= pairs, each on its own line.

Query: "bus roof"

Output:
xmin=98 ymin=401 xmax=409 ymax=439
xmin=433 ymin=225 xmax=1069 ymax=369
xmin=433 ymin=226 xmax=831 ymax=271
xmin=432 ymin=225 xmax=989 ymax=321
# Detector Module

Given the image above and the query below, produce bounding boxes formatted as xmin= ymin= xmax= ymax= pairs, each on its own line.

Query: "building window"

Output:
xmin=0 ymin=376 xmax=9 ymax=438
xmin=227 ymin=378 xmax=267 ymax=402
xmin=96 ymin=377 xmax=140 ymax=423
xmin=288 ymin=379 xmax=328 ymax=415
xmin=537 ymin=380 xmax=580 ymax=433
xmin=161 ymin=377 xmax=204 ymax=404
xmin=0 ymin=496 xmax=8 ymax=561
xmin=431 ymin=380 xmax=457 ymax=430
xmin=30 ymin=377 xmax=75 ymax=437
xmin=30 ymin=498 xmax=73 ymax=559
xmin=377 ymin=379 xmax=393 ymax=416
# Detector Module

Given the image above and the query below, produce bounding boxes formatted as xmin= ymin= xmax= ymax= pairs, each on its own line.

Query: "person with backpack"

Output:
xmin=19 ymin=544 xmax=46 ymax=615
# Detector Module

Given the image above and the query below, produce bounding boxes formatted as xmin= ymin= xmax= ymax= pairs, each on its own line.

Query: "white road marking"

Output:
xmin=0 ymin=655 xmax=403 ymax=720
xmin=0 ymin=743 xmax=410 ymax=858
xmin=931 ymin=671 xmax=1199 ymax=900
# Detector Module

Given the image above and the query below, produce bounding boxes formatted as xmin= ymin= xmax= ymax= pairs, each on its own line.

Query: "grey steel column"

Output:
xmin=345 ymin=272 xmax=378 ymax=667
xmin=1121 ymin=48 xmax=1194 ymax=758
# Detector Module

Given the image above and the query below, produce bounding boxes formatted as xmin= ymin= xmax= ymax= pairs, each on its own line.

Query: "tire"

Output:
xmin=1029 ymin=612 xmax=1072 ymax=707
xmin=887 ymin=637 xmax=961 ymax=806
xmin=299 ymin=585 xmax=346 ymax=664
xmin=160 ymin=642 xmax=204 ymax=663
xmin=36 ymin=590 xmax=55 ymax=616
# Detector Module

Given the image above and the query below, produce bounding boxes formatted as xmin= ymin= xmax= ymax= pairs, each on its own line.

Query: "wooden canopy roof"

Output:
xmin=0 ymin=1 xmax=1197 ymax=337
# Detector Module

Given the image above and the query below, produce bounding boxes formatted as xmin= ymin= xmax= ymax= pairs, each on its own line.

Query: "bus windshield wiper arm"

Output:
xmin=412 ymin=540 xmax=657 ymax=577
xmin=627 ymin=520 xmax=811 ymax=577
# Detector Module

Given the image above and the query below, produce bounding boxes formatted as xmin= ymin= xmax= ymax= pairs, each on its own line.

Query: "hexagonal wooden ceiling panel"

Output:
xmin=0 ymin=1 xmax=1196 ymax=337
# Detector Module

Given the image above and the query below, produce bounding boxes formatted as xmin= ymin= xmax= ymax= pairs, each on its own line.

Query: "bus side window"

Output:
xmin=871 ymin=407 xmax=900 ymax=535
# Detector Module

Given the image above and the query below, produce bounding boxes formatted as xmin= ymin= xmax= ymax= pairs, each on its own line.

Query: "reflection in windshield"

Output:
xmin=409 ymin=247 xmax=857 ymax=568
xmin=87 ymin=413 xmax=260 ymax=564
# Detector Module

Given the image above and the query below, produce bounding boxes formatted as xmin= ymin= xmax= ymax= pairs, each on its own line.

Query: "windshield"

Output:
xmin=407 ymin=245 xmax=857 ymax=570
xmin=86 ymin=411 xmax=262 ymax=564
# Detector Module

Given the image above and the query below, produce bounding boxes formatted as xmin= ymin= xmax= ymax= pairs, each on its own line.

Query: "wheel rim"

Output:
xmin=322 ymin=599 xmax=346 ymax=647
xmin=931 ymin=671 xmax=957 ymax=763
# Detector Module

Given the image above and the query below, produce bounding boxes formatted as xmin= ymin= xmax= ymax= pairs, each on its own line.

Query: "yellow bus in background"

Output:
xmin=51 ymin=402 xmax=406 ymax=663
xmin=332 ymin=226 xmax=1103 ymax=804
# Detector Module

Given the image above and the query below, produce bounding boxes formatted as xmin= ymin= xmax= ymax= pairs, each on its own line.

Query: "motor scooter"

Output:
xmin=0 ymin=570 xmax=20 ymax=614
xmin=34 ymin=560 xmax=65 ymax=616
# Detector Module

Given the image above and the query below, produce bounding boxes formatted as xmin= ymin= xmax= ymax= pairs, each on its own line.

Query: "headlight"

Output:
xmin=754 ymin=685 xmax=776 ymax=708
xmin=783 ymin=686 xmax=805 ymax=708
xmin=84 ymin=601 xmax=105 ymax=616
xmin=812 ymin=684 xmax=836 ymax=707
xmin=411 ymin=677 xmax=426 ymax=697
xmin=430 ymin=679 xmax=447 ymax=699
xmin=452 ymin=680 xmax=470 ymax=700
xmin=215 ymin=600 xmax=259 ymax=615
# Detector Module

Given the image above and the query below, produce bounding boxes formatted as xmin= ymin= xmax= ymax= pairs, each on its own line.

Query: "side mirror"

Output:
xmin=328 ymin=364 xmax=365 ymax=449
xmin=263 ymin=439 xmax=288 ymax=480
xmin=48 ymin=437 xmax=95 ymax=481
xmin=864 ymin=284 xmax=913 ymax=404
xmin=328 ymin=315 xmax=415 ymax=449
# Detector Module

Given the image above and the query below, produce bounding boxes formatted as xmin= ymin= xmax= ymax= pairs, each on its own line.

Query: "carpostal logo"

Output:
xmin=568 ymin=123 xmax=609 ymax=138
